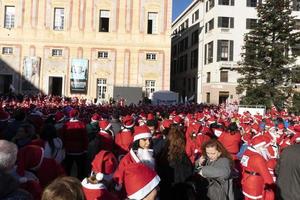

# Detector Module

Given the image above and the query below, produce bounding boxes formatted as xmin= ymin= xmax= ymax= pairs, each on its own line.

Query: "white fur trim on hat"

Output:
xmin=96 ymin=172 xmax=104 ymax=181
xmin=133 ymin=133 xmax=152 ymax=141
xmin=30 ymin=148 xmax=44 ymax=171
xmin=19 ymin=177 xmax=28 ymax=183
xmin=128 ymin=175 xmax=160 ymax=200
xmin=253 ymin=141 xmax=266 ymax=149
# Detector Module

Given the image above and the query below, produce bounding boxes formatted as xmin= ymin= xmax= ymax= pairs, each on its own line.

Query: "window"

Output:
xmin=293 ymin=0 xmax=300 ymax=11
xmin=205 ymin=18 xmax=214 ymax=33
xmin=98 ymin=51 xmax=108 ymax=58
xmin=207 ymin=72 xmax=211 ymax=83
xmin=97 ymin=78 xmax=107 ymax=99
xmin=192 ymin=77 xmax=196 ymax=92
xmin=188 ymin=78 xmax=191 ymax=92
xmin=145 ymin=80 xmax=155 ymax=97
xmin=191 ymin=49 xmax=198 ymax=69
xmin=53 ymin=8 xmax=64 ymax=30
xmin=205 ymin=41 xmax=214 ymax=64
xmin=218 ymin=17 xmax=234 ymax=28
xmin=147 ymin=12 xmax=158 ymax=34
xmin=217 ymin=40 xmax=234 ymax=61
xmin=52 ymin=49 xmax=63 ymax=56
xmin=4 ymin=6 xmax=15 ymax=29
xmin=247 ymin=0 xmax=257 ymax=7
xmin=184 ymin=37 xmax=189 ymax=50
xmin=206 ymin=92 xmax=210 ymax=103
xmin=294 ymin=19 xmax=300 ymax=30
xmin=179 ymin=54 xmax=188 ymax=72
xmin=99 ymin=10 xmax=110 ymax=32
xmin=146 ymin=53 xmax=157 ymax=60
xmin=246 ymin=18 xmax=257 ymax=29
xmin=219 ymin=0 xmax=235 ymax=5
xmin=192 ymin=10 xmax=199 ymax=23
xmin=206 ymin=0 xmax=215 ymax=12
xmin=2 ymin=47 xmax=13 ymax=55
xmin=192 ymin=30 xmax=199 ymax=45
xmin=220 ymin=71 xmax=228 ymax=82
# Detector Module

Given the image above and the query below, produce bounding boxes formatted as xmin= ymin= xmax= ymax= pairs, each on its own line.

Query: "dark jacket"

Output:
xmin=109 ymin=118 xmax=121 ymax=135
xmin=0 ymin=170 xmax=32 ymax=200
xmin=86 ymin=121 xmax=99 ymax=141
xmin=276 ymin=144 xmax=300 ymax=200
xmin=156 ymin=151 xmax=193 ymax=200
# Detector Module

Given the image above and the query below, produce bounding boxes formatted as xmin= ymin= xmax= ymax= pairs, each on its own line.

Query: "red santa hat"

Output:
xmin=69 ymin=109 xmax=79 ymax=118
xmin=55 ymin=111 xmax=65 ymax=123
xmin=147 ymin=113 xmax=155 ymax=121
xmin=122 ymin=115 xmax=135 ymax=128
xmin=91 ymin=113 xmax=101 ymax=122
xmin=161 ymin=119 xmax=173 ymax=130
xmin=99 ymin=120 xmax=112 ymax=131
xmin=124 ymin=163 xmax=160 ymax=200
xmin=91 ymin=151 xmax=118 ymax=181
xmin=133 ymin=125 xmax=152 ymax=142
xmin=0 ymin=110 xmax=10 ymax=121
xmin=17 ymin=145 xmax=44 ymax=177
xmin=173 ymin=115 xmax=183 ymax=125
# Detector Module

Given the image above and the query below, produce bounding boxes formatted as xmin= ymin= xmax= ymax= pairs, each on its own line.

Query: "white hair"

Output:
xmin=0 ymin=140 xmax=18 ymax=171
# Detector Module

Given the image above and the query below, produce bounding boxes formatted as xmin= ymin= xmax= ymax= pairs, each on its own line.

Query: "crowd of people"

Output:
xmin=0 ymin=94 xmax=299 ymax=200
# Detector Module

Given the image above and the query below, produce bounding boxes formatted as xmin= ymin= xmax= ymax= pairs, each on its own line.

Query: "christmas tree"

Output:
xmin=236 ymin=0 xmax=300 ymax=110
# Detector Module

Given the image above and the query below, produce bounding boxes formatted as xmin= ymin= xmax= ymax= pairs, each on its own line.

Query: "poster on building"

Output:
xmin=70 ymin=59 xmax=89 ymax=94
xmin=22 ymin=56 xmax=41 ymax=91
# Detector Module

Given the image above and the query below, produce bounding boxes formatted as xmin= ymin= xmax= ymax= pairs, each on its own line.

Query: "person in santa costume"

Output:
xmin=114 ymin=115 xmax=134 ymax=158
xmin=185 ymin=122 xmax=210 ymax=164
xmin=61 ymin=109 xmax=88 ymax=179
xmin=123 ymin=163 xmax=160 ymax=200
xmin=113 ymin=125 xmax=155 ymax=194
xmin=98 ymin=119 xmax=115 ymax=152
xmin=0 ymin=109 xmax=10 ymax=139
xmin=82 ymin=150 xmax=118 ymax=200
xmin=240 ymin=135 xmax=275 ymax=200
xmin=16 ymin=145 xmax=65 ymax=189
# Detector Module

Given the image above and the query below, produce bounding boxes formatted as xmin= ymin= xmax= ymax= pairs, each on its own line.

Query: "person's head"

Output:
xmin=202 ymin=139 xmax=233 ymax=163
xmin=0 ymin=140 xmax=18 ymax=171
xmin=132 ymin=126 xmax=152 ymax=150
xmin=13 ymin=109 xmax=26 ymax=121
xmin=166 ymin=126 xmax=186 ymax=162
xmin=41 ymin=176 xmax=86 ymax=200
xmin=40 ymin=123 xmax=57 ymax=141
xmin=15 ymin=123 xmax=36 ymax=144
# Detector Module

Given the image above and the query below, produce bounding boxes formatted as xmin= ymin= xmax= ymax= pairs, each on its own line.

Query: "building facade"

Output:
xmin=171 ymin=0 xmax=300 ymax=104
xmin=0 ymin=0 xmax=172 ymax=102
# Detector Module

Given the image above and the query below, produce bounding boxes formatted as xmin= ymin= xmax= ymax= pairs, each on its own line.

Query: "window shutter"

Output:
xmin=230 ymin=17 xmax=234 ymax=28
xmin=212 ymin=19 xmax=214 ymax=29
xmin=205 ymin=23 xmax=208 ymax=33
xmin=229 ymin=40 xmax=234 ymax=61
xmin=218 ymin=0 xmax=222 ymax=4
xmin=217 ymin=40 xmax=221 ymax=61
xmin=231 ymin=0 xmax=235 ymax=6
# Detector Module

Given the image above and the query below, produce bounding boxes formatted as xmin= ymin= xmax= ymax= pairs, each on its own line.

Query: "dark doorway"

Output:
xmin=219 ymin=91 xmax=229 ymax=105
xmin=0 ymin=74 xmax=13 ymax=94
xmin=49 ymin=77 xmax=63 ymax=96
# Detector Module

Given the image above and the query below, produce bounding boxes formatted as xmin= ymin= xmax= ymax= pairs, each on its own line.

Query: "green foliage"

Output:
xmin=290 ymin=92 xmax=300 ymax=114
xmin=236 ymin=0 xmax=300 ymax=109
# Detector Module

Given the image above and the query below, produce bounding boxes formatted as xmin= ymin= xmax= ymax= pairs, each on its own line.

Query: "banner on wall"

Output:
xmin=70 ymin=59 xmax=89 ymax=94
xmin=22 ymin=56 xmax=41 ymax=91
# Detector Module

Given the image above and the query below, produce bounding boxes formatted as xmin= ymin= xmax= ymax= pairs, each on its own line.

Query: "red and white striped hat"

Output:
xmin=124 ymin=163 xmax=160 ymax=200
xmin=133 ymin=125 xmax=152 ymax=142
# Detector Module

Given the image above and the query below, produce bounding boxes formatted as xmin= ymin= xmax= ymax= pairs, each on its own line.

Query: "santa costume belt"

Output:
xmin=244 ymin=170 xmax=260 ymax=176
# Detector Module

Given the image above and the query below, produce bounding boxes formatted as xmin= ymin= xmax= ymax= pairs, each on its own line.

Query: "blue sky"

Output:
xmin=172 ymin=0 xmax=193 ymax=21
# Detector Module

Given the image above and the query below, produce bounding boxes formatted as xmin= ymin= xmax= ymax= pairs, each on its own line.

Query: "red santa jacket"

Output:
xmin=217 ymin=131 xmax=241 ymax=160
xmin=241 ymin=147 xmax=274 ymax=200
xmin=113 ymin=149 xmax=140 ymax=186
xmin=35 ymin=158 xmax=66 ymax=188
xmin=114 ymin=129 xmax=133 ymax=157
xmin=61 ymin=119 xmax=88 ymax=154
xmin=81 ymin=178 xmax=119 ymax=200
xmin=185 ymin=132 xmax=210 ymax=164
